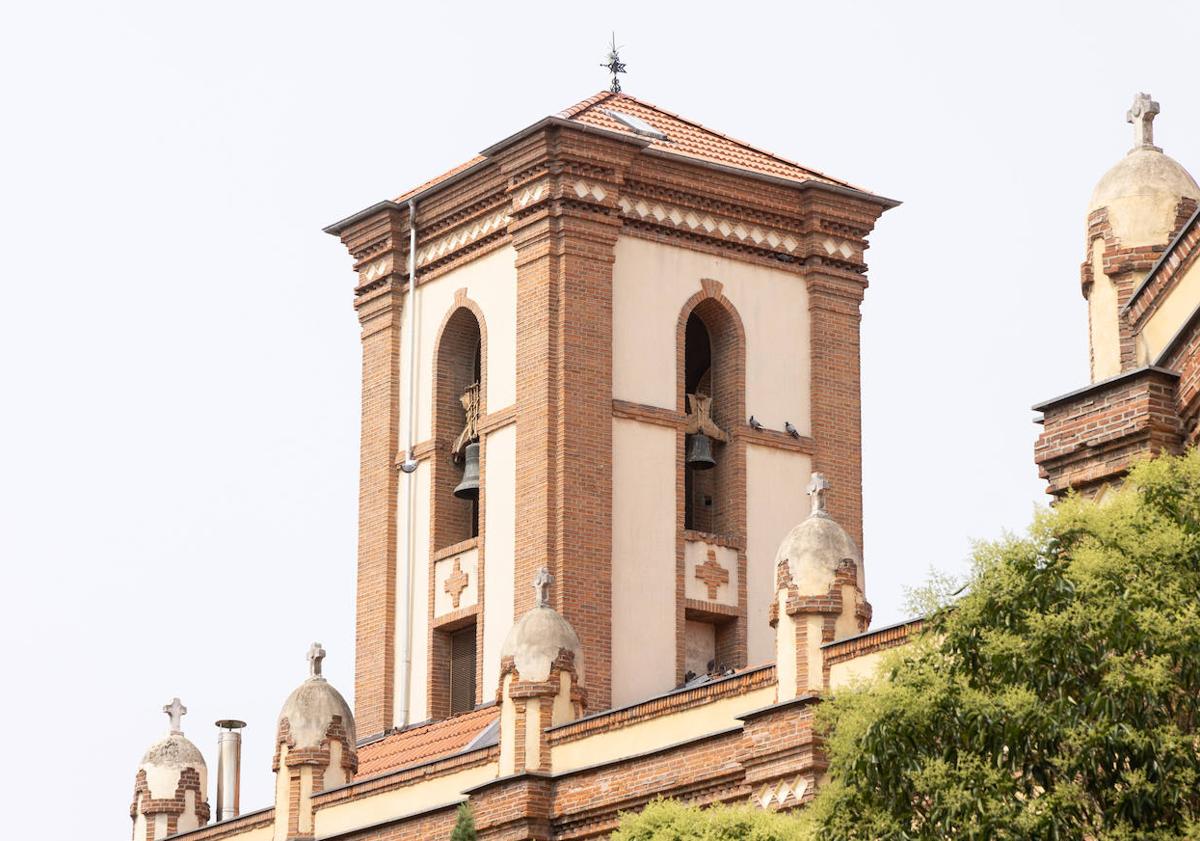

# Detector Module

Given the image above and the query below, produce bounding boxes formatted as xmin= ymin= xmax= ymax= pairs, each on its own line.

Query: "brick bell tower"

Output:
xmin=326 ymin=91 xmax=896 ymax=741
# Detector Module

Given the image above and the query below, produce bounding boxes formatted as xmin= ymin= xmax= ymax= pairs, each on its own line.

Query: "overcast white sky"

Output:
xmin=3 ymin=1 xmax=1198 ymax=835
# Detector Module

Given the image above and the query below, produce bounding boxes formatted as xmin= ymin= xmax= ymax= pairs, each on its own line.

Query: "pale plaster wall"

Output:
xmin=1141 ymin=258 xmax=1200 ymax=363
xmin=834 ymin=583 xmax=860 ymax=640
xmin=611 ymin=418 xmax=677 ymax=707
xmin=499 ymin=674 xmax=516 ymax=777
xmin=406 ymin=247 xmax=518 ymax=444
xmin=178 ymin=791 xmax=199 ymax=833
xmin=683 ymin=539 xmax=738 ymax=606
xmin=394 ymin=461 xmax=431 ymax=727
xmin=828 ymin=648 xmax=890 ymax=691
xmin=272 ymin=746 xmax=291 ymax=841
xmin=805 ymin=615 xmax=824 ymax=693
xmin=550 ymin=684 xmax=776 ymax=774
xmin=210 ymin=826 xmax=273 ymax=841
xmin=524 ymin=697 xmax=542 ymax=771
xmin=611 ymin=237 xmax=810 ymax=435
xmin=299 ymin=768 xmax=314 ymax=834
xmin=433 ymin=547 xmax=480 ymax=618
xmin=483 ymin=422 xmax=516 ymax=698
xmin=312 ymin=762 xmax=498 ymax=840
xmin=684 ymin=619 xmax=717 ymax=676
xmin=551 ymin=672 xmax=575 ymax=726
xmin=326 ymin=741 xmax=346 ymax=789
xmin=747 ymin=446 xmax=810 ymax=666
xmin=1089 ymin=239 xmax=1123 ymax=381
xmin=775 ymin=593 xmax=797 ymax=701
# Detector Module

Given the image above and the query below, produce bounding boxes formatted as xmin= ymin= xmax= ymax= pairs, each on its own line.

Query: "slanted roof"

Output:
xmin=355 ymin=705 xmax=499 ymax=779
xmin=392 ymin=91 xmax=866 ymax=204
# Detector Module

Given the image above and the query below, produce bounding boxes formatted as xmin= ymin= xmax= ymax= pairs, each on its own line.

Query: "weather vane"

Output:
xmin=601 ymin=33 xmax=626 ymax=93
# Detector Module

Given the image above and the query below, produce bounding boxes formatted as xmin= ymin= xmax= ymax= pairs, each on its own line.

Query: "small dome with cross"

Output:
xmin=277 ymin=642 xmax=356 ymax=751
xmin=500 ymin=568 xmax=585 ymax=684
xmin=132 ymin=697 xmax=209 ymax=826
xmin=773 ymin=473 xmax=864 ymax=597
xmin=1088 ymin=94 xmax=1199 ymax=247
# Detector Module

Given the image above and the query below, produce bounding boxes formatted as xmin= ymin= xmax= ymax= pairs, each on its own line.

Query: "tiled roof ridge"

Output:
xmin=565 ymin=90 xmax=858 ymax=190
xmin=355 ymin=705 xmax=499 ymax=778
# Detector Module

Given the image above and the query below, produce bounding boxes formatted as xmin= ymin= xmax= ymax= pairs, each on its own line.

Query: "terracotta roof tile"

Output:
xmin=356 ymin=705 xmax=498 ymax=779
xmin=391 ymin=91 xmax=863 ymax=204
xmin=560 ymin=91 xmax=858 ymax=189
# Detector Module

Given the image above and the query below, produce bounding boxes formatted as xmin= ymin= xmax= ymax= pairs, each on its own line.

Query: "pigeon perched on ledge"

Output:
xmin=748 ymin=415 xmax=764 ymax=430
xmin=784 ymin=421 xmax=801 ymax=439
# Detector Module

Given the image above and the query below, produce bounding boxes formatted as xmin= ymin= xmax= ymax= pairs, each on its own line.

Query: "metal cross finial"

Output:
xmin=308 ymin=642 xmax=326 ymax=679
xmin=533 ymin=566 xmax=553 ymax=608
xmin=807 ymin=472 xmax=831 ymax=518
xmin=1127 ymin=93 xmax=1161 ymax=152
xmin=601 ymin=33 xmax=626 ymax=93
xmin=163 ymin=697 xmax=187 ymax=734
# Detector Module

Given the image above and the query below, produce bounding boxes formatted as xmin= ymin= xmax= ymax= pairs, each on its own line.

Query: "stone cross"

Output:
xmin=1127 ymin=93 xmax=1161 ymax=151
xmin=533 ymin=566 xmax=553 ymax=608
xmin=695 ymin=548 xmax=730 ymax=601
xmin=807 ymin=472 xmax=831 ymax=517
xmin=308 ymin=642 xmax=326 ymax=679
xmin=163 ymin=697 xmax=187 ymax=734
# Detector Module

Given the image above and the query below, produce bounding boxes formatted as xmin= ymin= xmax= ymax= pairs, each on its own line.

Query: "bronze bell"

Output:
xmin=686 ymin=433 xmax=717 ymax=470
xmin=454 ymin=441 xmax=481 ymax=499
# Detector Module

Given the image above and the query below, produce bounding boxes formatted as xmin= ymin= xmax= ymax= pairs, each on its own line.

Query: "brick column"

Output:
xmin=336 ymin=206 xmax=409 ymax=739
xmin=806 ymin=269 xmax=867 ymax=550
xmin=504 ymin=131 xmax=634 ymax=711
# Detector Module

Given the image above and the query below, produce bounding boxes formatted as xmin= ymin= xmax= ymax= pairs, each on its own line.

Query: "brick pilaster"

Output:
xmin=806 ymin=269 xmax=867 ymax=549
xmin=336 ymin=206 xmax=410 ymax=739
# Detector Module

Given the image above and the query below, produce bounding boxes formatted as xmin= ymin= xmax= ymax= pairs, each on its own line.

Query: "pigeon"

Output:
xmin=748 ymin=415 xmax=764 ymax=430
xmin=784 ymin=421 xmax=801 ymax=439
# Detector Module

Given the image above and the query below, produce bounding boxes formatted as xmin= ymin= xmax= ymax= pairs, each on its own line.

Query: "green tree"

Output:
xmin=612 ymin=797 xmax=808 ymax=840
xmin=450 ymin=801 xmax=476 ymax=841
xmin=806 ymin=452 xmax=1200 ymax=840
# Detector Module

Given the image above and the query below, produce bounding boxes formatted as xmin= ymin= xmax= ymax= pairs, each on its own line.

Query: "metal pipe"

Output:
xmin=214 ymin=720 xmax=245 ymax=821
xmin=397 ymin=199 xmax=419 ymax=728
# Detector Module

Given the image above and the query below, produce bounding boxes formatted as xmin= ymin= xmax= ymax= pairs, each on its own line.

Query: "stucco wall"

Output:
xmin=550 ymin=684 xmax=775 ymax=774
xmin=1089 ymin=239 xmax=1123 ymax=381
xmin=483 ymin=422 xmax=516 ymax=698
xmin=611 ymin=236 xmax=811 ymax=434
xmin=406 ymin=246 xmax=518 ymax=442
xmin=746 ymin=446 xmax=810 ymax=665
xmin=611 ymin=417 xmax=677 ymax=707
xmin=828 ymin=648 xmax=889 ymax=691
xmin=1142 ymin=258 xmax=1200 ymax=363
xmin=312 ymin=762 xmax=497 ymax=839
xmin=394 ymin=461 xmax=431 ymax=726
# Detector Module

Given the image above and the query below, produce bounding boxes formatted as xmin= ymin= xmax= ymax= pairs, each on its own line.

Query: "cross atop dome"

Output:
xmin=308 ymin=642 xmax=326 ymax=679
xmin=534 ymin=567 xmax=553 ymax=608
xmin=163 ymin=697 xmax=187 ymax=734
xmin=807 ymin=472 xmax=831 ymax=518
xmin=1127 ymin=92 xmax=1162 ymax=152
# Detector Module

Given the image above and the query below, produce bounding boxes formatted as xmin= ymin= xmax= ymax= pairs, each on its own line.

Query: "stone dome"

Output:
xmin=774 ymin=508 xmax=864 ymax=598
xmin=501 ymin=605 xmax=585 ymax=684
xmin=278 ymin=676 xmax=355 ymax=749
xmin=1087 ymin=148 xmax=1199 ymax=247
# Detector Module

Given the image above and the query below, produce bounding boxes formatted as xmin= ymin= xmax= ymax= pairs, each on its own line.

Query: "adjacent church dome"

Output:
xmin=131 ymin=698 xmax=210 ymax=839
xmin=1087 ymin=94 xmax=1199 ymax=247
xmin=501 ymin=569 xmax=585 ymax=683
xmin=277 ymin=643 xmax=355 ymax=749
xmin=773 ymin=473 xmax=864 ymax=597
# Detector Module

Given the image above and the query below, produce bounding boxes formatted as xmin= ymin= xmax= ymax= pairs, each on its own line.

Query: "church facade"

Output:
xmin=129 ymin=90 xmax=1200 ymax=841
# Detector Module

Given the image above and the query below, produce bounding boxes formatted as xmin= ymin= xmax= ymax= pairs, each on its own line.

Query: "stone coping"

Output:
xmin=1031 ymin=365 xmax=1179 ymax=412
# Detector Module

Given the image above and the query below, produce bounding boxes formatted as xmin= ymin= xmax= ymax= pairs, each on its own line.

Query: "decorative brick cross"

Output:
xmin=695 ymin=548 xmax=729 ymax=601
xmin=444 ymin=557 xmax=469 ymax=609
xmin=163 ymin=697 xmax=187 ymax=733
xmin=308 ymin=642 xmax=325 ymax=679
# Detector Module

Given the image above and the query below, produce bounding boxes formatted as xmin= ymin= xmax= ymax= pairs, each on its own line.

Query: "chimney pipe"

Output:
xmin=214 ymin=720 xmax=246 ymax=821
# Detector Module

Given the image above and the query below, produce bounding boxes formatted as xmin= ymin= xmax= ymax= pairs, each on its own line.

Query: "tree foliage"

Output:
xmin=612 ymin=797 xmax=807 ymax=840
xmin=806 ymin=452 xmax=1200 ymax=840
xmin=450 ymin=801 xmax=476 ymax=841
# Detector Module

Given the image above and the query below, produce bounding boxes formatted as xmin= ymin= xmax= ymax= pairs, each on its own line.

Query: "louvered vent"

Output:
xmin=449 ymin=625 xmax=477 ymax=715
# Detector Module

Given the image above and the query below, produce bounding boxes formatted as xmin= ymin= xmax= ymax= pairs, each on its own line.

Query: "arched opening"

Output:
xmin=432 ymin=307 xmax=483 ymax=549
xmin=682 ymin=300 xmax=740 ymax=537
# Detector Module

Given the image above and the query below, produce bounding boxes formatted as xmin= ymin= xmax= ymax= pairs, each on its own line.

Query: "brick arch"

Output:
xmin=428 ymin=292 xmax=489 ymax=719
xmin=674 ymin=279 xmax=749 ymax=682
xmin=429 ymin=294 xmax=488 ymax=550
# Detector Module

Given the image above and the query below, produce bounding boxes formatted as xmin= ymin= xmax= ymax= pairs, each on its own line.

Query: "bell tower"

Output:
xmin=327 ymin=91 xmax=896 ymax=737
